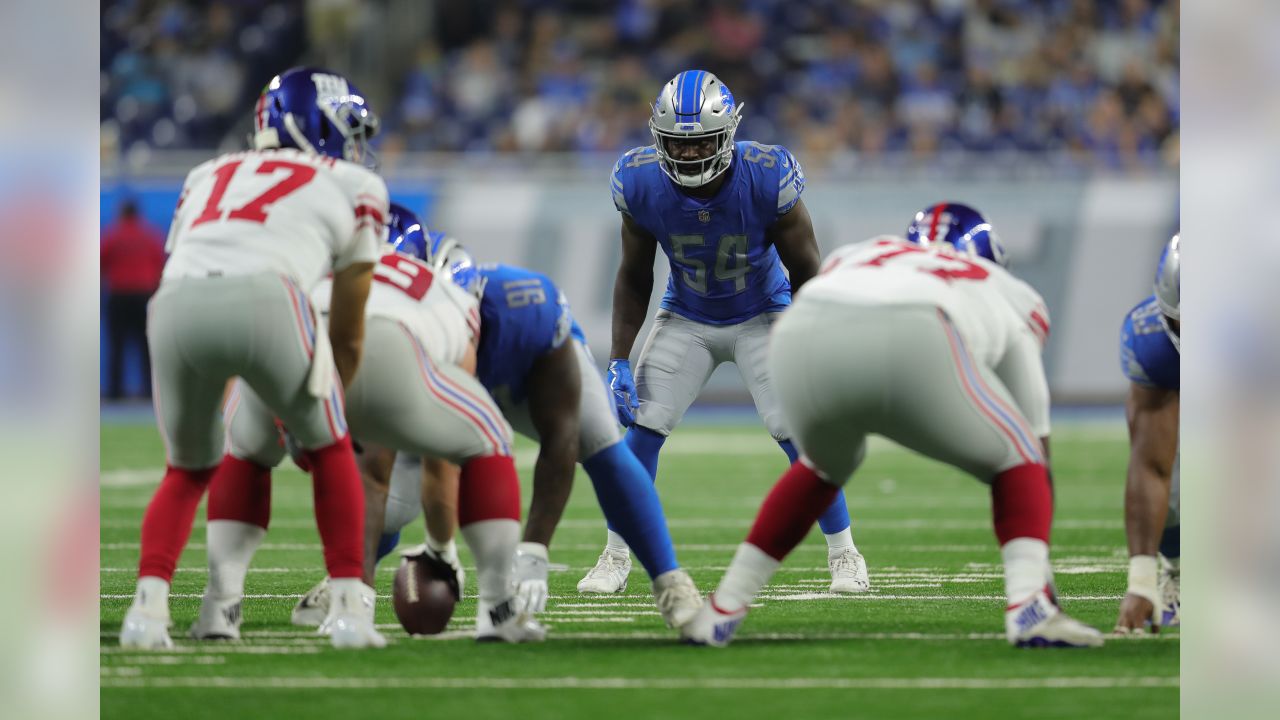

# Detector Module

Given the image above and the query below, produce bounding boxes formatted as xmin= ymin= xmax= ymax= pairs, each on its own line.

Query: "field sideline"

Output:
xmin=100 ymin=419 xmax=1178 ymax=719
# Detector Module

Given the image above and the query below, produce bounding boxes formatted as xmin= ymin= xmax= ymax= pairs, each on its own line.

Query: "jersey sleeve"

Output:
xmin=336 ymin=167 xmax=388 ymax=271
xmin=551 ymin=288 xmax=574 ymax=350
xmin=772 ymin=145 xmax=805 ymax=216
xmin=999 ymin=274 xmax=1050 ymax=349
xmin=610 ymin=154 xmax=631 ymax=215
xmin=1119 ymin=311 xmax=1155 ymax=385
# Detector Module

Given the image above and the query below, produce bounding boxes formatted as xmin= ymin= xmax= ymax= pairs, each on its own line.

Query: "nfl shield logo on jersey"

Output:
xmin=698 ymin=209 xmax=711 ymax=224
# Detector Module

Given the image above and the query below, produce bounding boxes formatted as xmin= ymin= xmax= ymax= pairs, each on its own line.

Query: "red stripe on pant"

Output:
xmin=458 ymin=455 xmax=522 ymax=525
xmin=206 ymin=455 xmax=272 ymax=529
xmin=138 ymin=466 xmax=216 ymax=581
xmin=746 ymin=461 xmax=840 ymax=561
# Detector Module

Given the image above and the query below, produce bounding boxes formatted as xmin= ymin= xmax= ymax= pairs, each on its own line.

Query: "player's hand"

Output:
xmin=1113 ymin=593 xmax=1157 ymax=635
xmin=513 ymin=542 xmax=550 ymax=614
xmin=409 ymin=544 xmax=465 ymax=601
xmin=607 ymin=359 xmax=639 ymax=427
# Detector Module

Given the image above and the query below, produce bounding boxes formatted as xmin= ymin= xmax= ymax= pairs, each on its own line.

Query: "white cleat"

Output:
xmin=119 ymin=607 xmax=174 ymax=650
xmin=679 ymin=593 xmax=747 ymax=647
xmin=475 ymin=597 xmax=547 ymax=643
xmin=190 ymin=592 xmax=242 ymax=640
xmin=318 ymin=580 xmax=386 ymax=649
xmin=653 ymin=569 xmax=701 ymax=629
xmin=291 ymin=577 xmax=330 ymax=627
xmin=1005 ymin=588 xmax=1104 ymax=648
xmin=1158 ymin=556 xmax=1180 ymax=627
xmin=577 ymin=549 xmax=631 ymax=594
xmin=827 ymin=547 xmax=870 ymax=593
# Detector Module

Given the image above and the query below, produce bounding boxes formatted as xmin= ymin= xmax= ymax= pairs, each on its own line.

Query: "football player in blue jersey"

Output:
xmin=591 ymin=70 xmax=868 ymax=594
xmin=371 ymin=235 xmax=703 ymax=629
xmin=1115 ymin=234 xmax=1181 ymax=634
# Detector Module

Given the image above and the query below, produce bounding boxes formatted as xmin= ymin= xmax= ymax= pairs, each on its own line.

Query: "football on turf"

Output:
xmin=392 ymin=548 xmax=458 ymax=635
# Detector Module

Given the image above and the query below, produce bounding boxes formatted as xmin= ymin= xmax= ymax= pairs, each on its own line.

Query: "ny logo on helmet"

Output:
xmin=311 ymin=73 xmax=352 ymax=104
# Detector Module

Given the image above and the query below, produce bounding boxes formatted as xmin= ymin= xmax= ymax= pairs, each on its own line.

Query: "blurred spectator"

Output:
xmin=100 ymin=199 xmax=165 ymax=400
xmin=101 ymin=0 xmax=1180 ymax=170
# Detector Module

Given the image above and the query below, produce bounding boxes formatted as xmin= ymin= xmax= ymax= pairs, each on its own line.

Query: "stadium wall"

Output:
xmin=102 ymin=162 xmax=1177 ymax=403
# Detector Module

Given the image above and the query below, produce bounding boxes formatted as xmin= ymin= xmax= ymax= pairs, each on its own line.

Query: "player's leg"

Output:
xmin=239 ymin=274 xmax=383 ymax=649
xmin=343 ymin=318 xmax=538 ymax=642
xmin=877 ymin=308 xmax=1100 ymax=648
xmin=121 ymin=281 xmax=235 ymax=649
xmin=683 ymin=301 xmax=871 ymax=645
xmin=732 ymin=312 xmax=868 ymax=593
xmin=594 ymin=312 xmax=717 ymax=579
xmin=192 ymin=380 xmax=284 ymax=640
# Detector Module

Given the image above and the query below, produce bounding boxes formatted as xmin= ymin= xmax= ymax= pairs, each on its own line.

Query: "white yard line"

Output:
xmin=101 ymin=675 xmax=1177 ymax=690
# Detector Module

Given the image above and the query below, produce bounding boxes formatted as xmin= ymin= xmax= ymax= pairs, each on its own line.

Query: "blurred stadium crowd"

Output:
xmin=102 ymin=0 xmax=1178 ymax=171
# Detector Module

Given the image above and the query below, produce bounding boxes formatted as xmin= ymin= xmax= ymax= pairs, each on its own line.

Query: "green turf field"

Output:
xmin=100 ymin=420 xmax=1178 ymax=719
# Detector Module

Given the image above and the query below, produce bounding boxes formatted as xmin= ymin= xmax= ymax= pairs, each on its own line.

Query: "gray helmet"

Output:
xmin=649 ymin=70 xmax=742 ymax=188
xmin=1154 ymin=233 xmax=1180 ymax=349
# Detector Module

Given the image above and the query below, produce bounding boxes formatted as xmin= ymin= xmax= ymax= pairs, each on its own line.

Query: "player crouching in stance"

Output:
xmin=683 ymin=205 xmax=1104 ymax=649
xmin=120 ymin=67 xmax=388 ymax=649
xmin=1114 ymin=234 xmax=1181 ymax=634
xmin=352 ymin=235 xmax=702 ymax=629
xmin=595 ymin=70 xmax=868 ymax=595
xmin=196 ymin=205 xmax=544 ymax=643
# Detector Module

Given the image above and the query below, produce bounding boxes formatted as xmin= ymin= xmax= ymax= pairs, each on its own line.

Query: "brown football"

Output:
xmin=392 ymin=551 xmax=458 ymax=635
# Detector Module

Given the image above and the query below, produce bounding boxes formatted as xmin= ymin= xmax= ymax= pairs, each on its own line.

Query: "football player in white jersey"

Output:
xmin=120 ymin=67 xmax=389 ymax=650
xmin=683 ymin=204 xmax=1104 ymax=649
xmin=200 ymin=204 xmax=545 ymax=643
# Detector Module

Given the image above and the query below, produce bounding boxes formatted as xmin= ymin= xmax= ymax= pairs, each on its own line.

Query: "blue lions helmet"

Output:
xmin=386 ymin=203 xmax=428 ymax=261
xmin=650 ymin=70 xmax=743 ymax=188
xmin=427 ymin=230 xmax=481 ymax=296
xmin=251 ymin=67 xmax=380 ymax=166
xmin=1154 ymin=233 xmax=1180 ymax=350
xmin=906 ymin=202 xmax=1009 ymax=267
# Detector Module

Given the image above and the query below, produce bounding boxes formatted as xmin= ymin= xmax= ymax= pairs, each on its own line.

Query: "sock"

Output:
xmin=714 ymin=543 xmax=782 ymax=612
xmin=138 ymin=465 xmax=216 ymax=581
xmin=305 ymin=436 xmax=365 ymax=579
xmin=1159 ymin=525 xmax=1180 ymax=560
xmin=585 ymin=441 xmax=678 ymax=578
xmin=132 ymin=576 xmax=171 ymax=616
xmin=745 ymin=460 xmax=840 ymax=561
xmin=458 ymin=454 xmax=521 ymax=604
xmin=205 ymin=521 xmax=266 ymax=599
xmin=623 ymin=425 xmax=666 ymax=481
xmin=375 ymin=530 xmax=401 ymax=563
xmin=824 ymin=527 xmax=857 ymax=554
xmin=990 ymin=463 xmax=1053 ymax=545
xmin=605 ymin=529 xmax=630 ymax=554
xmin=1001 ymin=537 xmax=1050 ymax=607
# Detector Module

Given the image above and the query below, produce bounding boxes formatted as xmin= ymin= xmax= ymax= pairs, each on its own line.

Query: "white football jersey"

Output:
xmin=801 ymin=236 xmax=1051 ymax=434
xmin=163 ymin=148 xmax=388 ymax=291
xmin=313 ymin=250 xmax=479 ymax=366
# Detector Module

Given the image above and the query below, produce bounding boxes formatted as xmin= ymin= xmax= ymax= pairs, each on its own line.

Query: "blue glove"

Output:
xmin=606 ymin=359 xmax=639 ymax=427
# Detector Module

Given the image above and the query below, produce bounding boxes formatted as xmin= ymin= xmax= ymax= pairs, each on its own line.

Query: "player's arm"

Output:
xmin=327 ymin=261 xmax=375 ymax=388
xmin=767 ymin=197 xmax=821 ymax=292
xmin=611 ymin=214 xmax=657 ymax=360
xmin=523 ymin=340 xmax=582 ymax=547
xmin=1115 ymin=381 xmax=1178 ymax=632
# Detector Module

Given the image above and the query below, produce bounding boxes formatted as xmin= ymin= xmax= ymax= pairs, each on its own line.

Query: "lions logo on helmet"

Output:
xmin=427 ymin=231 xmax=483 ymax=297
xmin=252 ymin=66 xmax=380 ymax=167
xmin=386 ymin=203 xmax=428 ymax=261
xmin=1154 ymin=234 xmax=1180 ymax=350
xmin=905 ymin=202 xmax=1009 ymax=268
xmin=650 ymin=70 xmax=743 ymax=188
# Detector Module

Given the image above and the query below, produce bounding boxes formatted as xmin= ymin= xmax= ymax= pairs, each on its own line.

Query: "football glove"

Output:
xmin=607 ymin=359 xmax=639 ymax=427
xmin=403 ymin=543 xmax=465 ymax=602
xmin=513 ymin=542 xmax=550 ymax=614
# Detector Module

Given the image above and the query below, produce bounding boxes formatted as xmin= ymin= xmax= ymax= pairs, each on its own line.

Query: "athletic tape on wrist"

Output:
xmin=1126 ymin=554 xmax=1159 ymax=606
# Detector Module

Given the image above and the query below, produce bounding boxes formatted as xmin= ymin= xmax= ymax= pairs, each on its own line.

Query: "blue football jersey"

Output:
xmin=475 ymin=263 xmax=585 ymax=407
xmin=610 ymin=140 xmax=805 ymax=325
xmin=1120 ymin=295 xmax=1180 ymax=390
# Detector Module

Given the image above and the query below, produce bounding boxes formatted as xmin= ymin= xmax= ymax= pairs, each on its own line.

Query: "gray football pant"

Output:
xmin=227 ymin=316 xmax=513 ymax=468
xmin=634 ymin=310 xmax=788 ymax=439
xmin=770 ymin=299 xmax=1046 ymax=485
xmin=148 ymin=273 xmax=347 ymax=470
xmin=384 ymin=338 xmax=620 ymax=532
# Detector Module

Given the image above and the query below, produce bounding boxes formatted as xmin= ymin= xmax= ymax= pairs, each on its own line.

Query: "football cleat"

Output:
xmin=680 ymin=593 xmax=747 ymax=647
xmin=190 ymin=592 xmax=242 ymax=641
xmin=319 ymin=579 xmax=386 ymax=649
xmin=475 ymin=597 xmax=547 ymax=643
xmin=119 ymin=607 xmax=174 ymax=650
xmin=291 ymin=577 xmax=330 ymax=627
xmin=653 ymin=569 xmax=701 ymax=629
xmin=577 ymin=549 xmax=631 ymax=594
xmin=827 ymin=547 xmax=871 ymax=593
xmin=1158 ymin=556 xmax=1180 ymax=627
xmin=1005 ymin=587 xmax=1104 ymax=648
